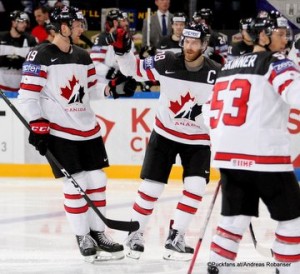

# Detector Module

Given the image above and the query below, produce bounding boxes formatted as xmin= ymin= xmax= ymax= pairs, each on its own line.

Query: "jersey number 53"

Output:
xmin=210 ymin=79 xmax=250 ymax=129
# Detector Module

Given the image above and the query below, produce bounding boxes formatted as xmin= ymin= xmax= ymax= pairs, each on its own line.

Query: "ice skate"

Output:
xmin=125 ymin=231 xmax=145 ymax=259
xmin=76 ymin=233 xmax=97 ymax=263
xmin=163 ymin=228 xmax=194 ymax=261
xmin=90 ymin=230 xmax=124 ymax=261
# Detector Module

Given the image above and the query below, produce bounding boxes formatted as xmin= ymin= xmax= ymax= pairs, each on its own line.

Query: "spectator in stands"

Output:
xmin=0 ymin=10 xmax=37 ymax=93
xmin=141 ymin=0 xmax=173 ymax=50
xmin=31 ymin=5 xmax=50 ymax=43
xmin=157 ymin=12 xmax=187 ymax=54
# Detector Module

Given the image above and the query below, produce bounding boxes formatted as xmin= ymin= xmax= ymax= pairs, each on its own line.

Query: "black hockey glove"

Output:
xmin=0 ymin=55 xmax=25 ymax=69
xmin=108 ymin=74 xmax=137 ymax=99
xmin=106 ymin=67 xmax=119 ymax=80
xmin=29 ymin=119 xmax=50 ymax=156
xmin=139 ymin=46 xmax=156 ymax=59
xmin=105 ymin=27 xmax=132 ymax=56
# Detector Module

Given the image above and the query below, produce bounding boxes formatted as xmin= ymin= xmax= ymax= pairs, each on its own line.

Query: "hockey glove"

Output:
xmin=108 ymin=74 xmax=137 ymax=99
xmin=105 ymin=27 xmax=132 ymax=56
xmin=106 ymin=67 xmax=119 ymax=80
xmin=29 ymin=119 xmax=50 ymax=156
xmin=139 ymin=46 xmax=156 ymax=59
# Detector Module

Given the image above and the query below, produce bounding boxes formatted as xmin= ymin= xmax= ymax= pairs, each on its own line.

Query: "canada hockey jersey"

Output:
xmin=0 ymin=31 xmax=37 ymax=91
xmin=90 ymin=32 xmax=137 ymax=84
xmin=18 ymin=43 xmax=106 ymax=141
xmin=227 ymin=40 xmax=254 ymax=62
xmin=116 ymin=51 xmax=220 ymax=145
xmin=205 ymin=51 xmax=300 ymax=171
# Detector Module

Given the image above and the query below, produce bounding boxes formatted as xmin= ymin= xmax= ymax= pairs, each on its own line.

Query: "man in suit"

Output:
xmin=141 ymin=0 xmax=173 ymax=49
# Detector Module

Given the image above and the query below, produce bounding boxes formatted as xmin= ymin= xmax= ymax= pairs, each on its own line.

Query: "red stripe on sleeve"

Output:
xmin=20 ymin=83 xmax=43 ymax=92
xmin=136 ymin=58 xmax=143 ymax=77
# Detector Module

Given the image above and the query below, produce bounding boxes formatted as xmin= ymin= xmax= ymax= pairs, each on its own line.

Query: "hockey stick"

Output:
xmin=0 ymin=89 xmax=139 ymax=232
xmin=187 ymin=180 xmax=221 ymax=274
xmin=249 ymin=222 xmax=273 ymax=258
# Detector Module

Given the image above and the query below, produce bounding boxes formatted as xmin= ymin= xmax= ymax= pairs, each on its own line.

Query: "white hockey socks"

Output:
xmin=131 ymin=180 xmax=165 ymax=232
xmin=63 ymin=170 xmax=107 ymax=235
xmin=209 ymin=215 xmax=251 ymax=274
xmin=63 ymin=171 xmax=90 ymax=236
xmin=172 ymin=176 xmax=206 ymax=232
xmin=272 ymin=217 xmax=300 ymax=274
xmin=86 ymin=170 xmax=107 ymax=232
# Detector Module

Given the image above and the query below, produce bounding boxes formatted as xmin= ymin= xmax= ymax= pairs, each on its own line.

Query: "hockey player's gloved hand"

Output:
xmin=105 ymin=28 xmax=132 ymax=56
xmin=29 ymin=119 xmax=50 ymax=156
xmin=108 ymin=74 xmax=137 ymax=99
xmin=139 ymin=46 xmax=156 ymax=59
xmin=106 ymin=67 xmax=119 ymax=80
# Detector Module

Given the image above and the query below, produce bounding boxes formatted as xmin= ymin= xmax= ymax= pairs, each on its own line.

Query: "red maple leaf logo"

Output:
xmin=61 ymin=76 xmax=79 ymax=100
xmin=169 ymin=92 xmax=194 ymax=114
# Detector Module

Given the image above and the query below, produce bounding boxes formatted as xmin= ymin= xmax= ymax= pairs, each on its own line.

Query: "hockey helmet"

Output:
xmin=171 ymin=12 xmax=187 ymax=24
xmin=249 ymin=11 xmax=290 ymax=43
xmin=10 ymin=10 xmax=30 ymax=23
xmin=192 ymin=8 xmax=213 ymax=25
xmin=106 ymin=9 xmax=128 ymax=22
xmin=179 ymin=22 xmax=210 ymax=49
xmin=50 ymin=5 xmax=85 ymax=32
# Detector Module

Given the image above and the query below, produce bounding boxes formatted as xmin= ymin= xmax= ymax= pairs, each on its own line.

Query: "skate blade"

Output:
xmin=95 ymin=250 xmax=124 ymax=261
xmin=83 ymin=254 xmax=96 ymax=263
xmin=163 ymin=249 xmax=193 ymax=261
xmin=126 ymin=249 xmax=143 ymax=260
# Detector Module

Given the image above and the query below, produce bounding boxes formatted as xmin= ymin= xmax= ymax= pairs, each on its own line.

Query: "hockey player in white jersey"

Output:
xmin=17 ymin=5 xmax=129 ymax=263
xmin=288 ymin=33 xmax=300 ymax=69
xmin=106 ymin=21 xmax=221 ymax=260
xmin=192 ymin=8 xmax=228 ymax=65
xmin=90 ymin=9 xmax=137 ymax=86
xmin=204 ymin=12 xmax=300 ymax=274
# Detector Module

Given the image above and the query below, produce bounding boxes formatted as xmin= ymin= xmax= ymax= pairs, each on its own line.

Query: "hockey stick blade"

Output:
xmin=249 ymin=223 xmax=273 ymax=258
xmin=0 ymin=89 xmax=139 ymax=232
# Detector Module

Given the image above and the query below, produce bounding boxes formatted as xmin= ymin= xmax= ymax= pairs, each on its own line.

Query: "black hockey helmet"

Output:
xmin=106 ymin=9 xmax=128 ymax=22
xmin=50 ymin=5 xmax=85 ymax=32
xmin=249 ymin=11 xmax=290 ymax=43
xmin=179 ymin=22 xmax=210 ymax=49
xmin=171 ymin=12 xmax=187 ymax=24
xmin=10 ymin=10 xmax=30 ymax=23
xmin=105 ymin=9 xmax=128 ymax=30
xmin=192 ymin=8 xmax=213 ymax=25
